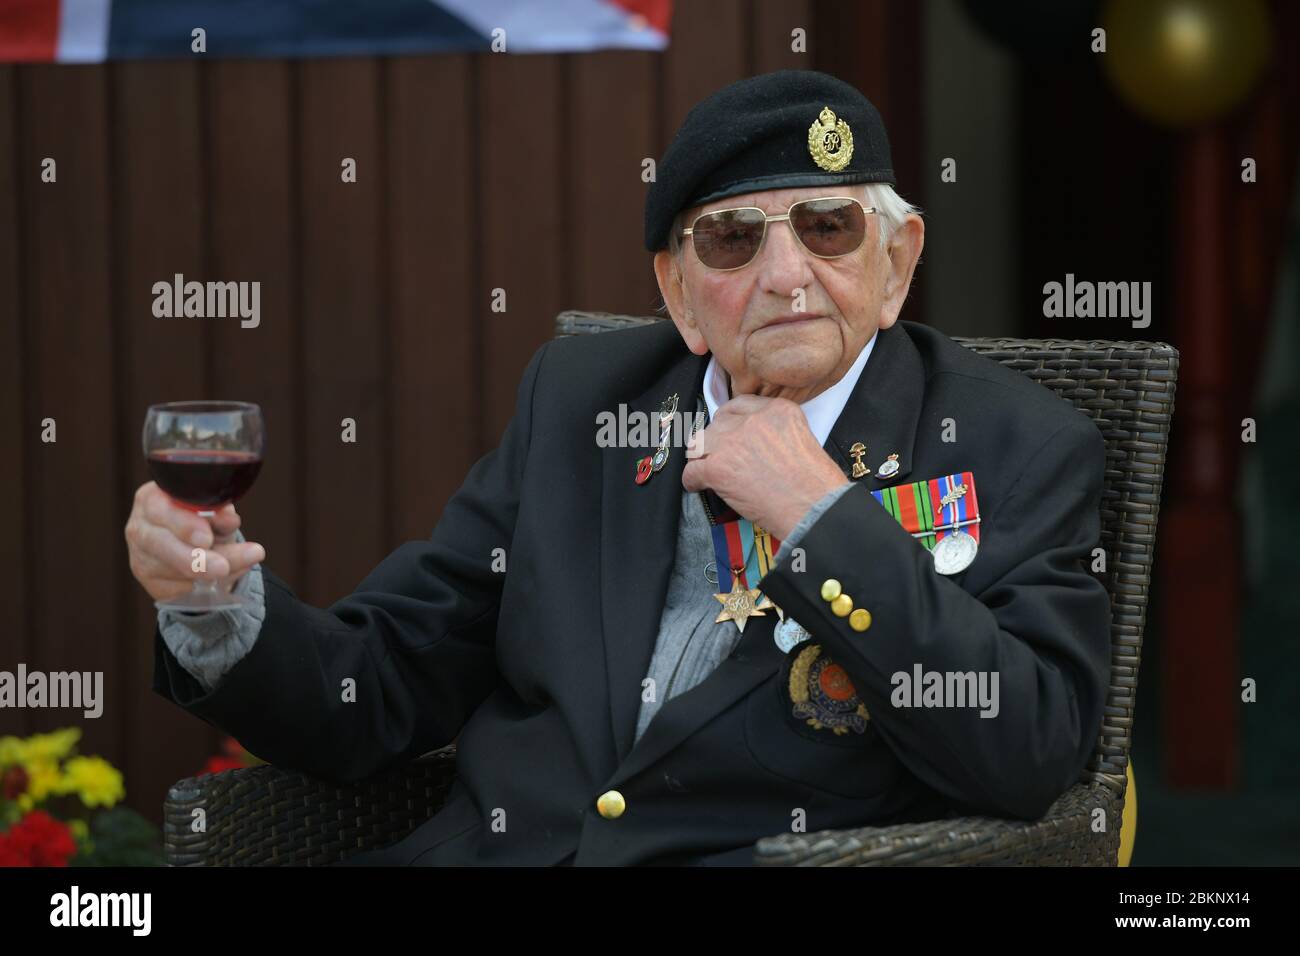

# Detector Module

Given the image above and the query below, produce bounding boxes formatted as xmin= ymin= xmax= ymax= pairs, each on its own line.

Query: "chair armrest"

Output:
xmin=753 ymin=778 xmax=1125 ymax=866
xmin=163 ymin=745 xmax=459 ymax=866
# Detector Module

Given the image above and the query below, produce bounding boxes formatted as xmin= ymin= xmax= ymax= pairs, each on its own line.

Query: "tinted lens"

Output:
xmin=691 ymin=208 xmax=766 ymax=269
xmin=790 ymin=198 xmax=866 ymax=257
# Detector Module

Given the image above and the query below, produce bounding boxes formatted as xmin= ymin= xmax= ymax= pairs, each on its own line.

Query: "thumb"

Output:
xmin=682 ymin=459 xmax=708 ymax=493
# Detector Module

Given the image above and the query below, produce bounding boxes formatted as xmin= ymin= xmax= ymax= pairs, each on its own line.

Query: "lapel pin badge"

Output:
xmin=848 ymin=441 xmax=868 ymax=479
xmin=635 ymin=393 xmax=681 ymax=485
xmin=634 ymin=455 xmax=653 ymax=485
xmin=875 ymin=453 xmax=900 ymax=479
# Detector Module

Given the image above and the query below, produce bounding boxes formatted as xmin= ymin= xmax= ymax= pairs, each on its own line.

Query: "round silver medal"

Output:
xmin=933 ymin=530 xmax=978 ymax=575
xmin=774 ymin=617 xmax=811 ymax=653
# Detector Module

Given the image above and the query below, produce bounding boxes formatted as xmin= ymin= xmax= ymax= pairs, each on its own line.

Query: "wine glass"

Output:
xmin=142 ymin=401 xmax=265 ymax=612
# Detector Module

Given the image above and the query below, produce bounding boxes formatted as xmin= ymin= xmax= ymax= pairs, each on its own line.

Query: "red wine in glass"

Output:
xmin=146 ymin=449 xmax=263 ymax=510
xmin=142 ymin=401 xmax=265 ymax=612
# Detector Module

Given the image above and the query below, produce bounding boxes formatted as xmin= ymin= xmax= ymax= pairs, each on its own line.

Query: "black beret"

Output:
xmin=644 ymin=69 xmax=896 ymax=252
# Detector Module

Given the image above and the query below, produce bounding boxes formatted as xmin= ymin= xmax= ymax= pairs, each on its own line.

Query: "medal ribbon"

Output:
xmin=870 ymin=471 xmax=979 ymax=550
xmin=710 ymin=518 xmax=782 ymax=591
xmin=928 ymin=472 xmax=980 ymax=546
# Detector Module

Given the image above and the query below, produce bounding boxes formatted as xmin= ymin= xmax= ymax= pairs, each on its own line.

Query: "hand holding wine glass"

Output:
xmin=130 ymin=401 xmax=266 ymax=611
xmin=125 ymin=489 xmax=265 ymax=607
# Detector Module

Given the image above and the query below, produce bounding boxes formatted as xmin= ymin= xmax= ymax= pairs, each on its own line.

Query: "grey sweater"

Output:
xmin=160 ymin=441 xmax=851 ymax=747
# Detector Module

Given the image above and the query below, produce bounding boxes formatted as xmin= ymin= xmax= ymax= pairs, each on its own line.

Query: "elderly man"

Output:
xmin=126 ymin=70 xmax=1110 ymax=866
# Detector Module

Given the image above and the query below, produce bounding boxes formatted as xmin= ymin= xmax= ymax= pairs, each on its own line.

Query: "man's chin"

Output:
xmin=743 ymin=355 xmax=840 ymax=394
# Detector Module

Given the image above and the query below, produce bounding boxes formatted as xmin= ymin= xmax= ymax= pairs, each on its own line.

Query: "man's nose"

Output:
xmin=757 ymin=218 xmax=815 ymax=294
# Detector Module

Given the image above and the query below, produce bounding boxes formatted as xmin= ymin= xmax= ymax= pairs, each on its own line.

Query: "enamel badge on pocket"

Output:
xmin=788 ymin=643 xmax=870 ymax=735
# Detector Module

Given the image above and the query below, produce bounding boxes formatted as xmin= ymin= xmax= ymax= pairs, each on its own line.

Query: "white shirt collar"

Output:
xmin=702 ymin=328 xmax=878 ymax=446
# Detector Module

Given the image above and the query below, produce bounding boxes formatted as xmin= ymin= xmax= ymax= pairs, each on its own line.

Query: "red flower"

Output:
xmin=0 ymin=810 xmax=78 ymax=867
xmin=0 ymin=836 xmax=27 ymax=866
xmin=1 ymin=765 xmax=28 ymax=800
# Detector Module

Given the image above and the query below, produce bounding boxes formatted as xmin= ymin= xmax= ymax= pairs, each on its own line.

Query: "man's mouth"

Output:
xmin=758 ymin=314 xmax=828 ymax=329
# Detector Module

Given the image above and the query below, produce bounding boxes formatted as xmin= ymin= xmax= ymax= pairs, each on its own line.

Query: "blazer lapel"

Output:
xmin=824 ymin=321 xmax=925 ymax=493
xmin=600 ymin=347 xmax=710 ymax=763
xmin=607 ymin=321 xmax=928 ymax=780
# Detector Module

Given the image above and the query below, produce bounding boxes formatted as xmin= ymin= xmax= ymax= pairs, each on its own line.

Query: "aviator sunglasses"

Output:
xmin=679 ymin=195 xmax=876 ymax=271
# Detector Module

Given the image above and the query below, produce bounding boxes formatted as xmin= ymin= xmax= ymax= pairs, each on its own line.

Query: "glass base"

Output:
xmin=155 ymin=583 xmax=255 ymax=613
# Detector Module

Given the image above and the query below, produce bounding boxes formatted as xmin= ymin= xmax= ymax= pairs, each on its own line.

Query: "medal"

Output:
xmin=869 ymin=471 xmax=982 ymax=574
xmin=713 ymin=576 xmax=767 ymax=633
xmin=774 ymin=617 xmax=811 ymax=653
xmin=930 ymin=474 xmax=979 ymax=574
xmin=933 ymin=529 xmax=978 ymax=574
xmin=708 ymin=513 xmax=782 ymax=633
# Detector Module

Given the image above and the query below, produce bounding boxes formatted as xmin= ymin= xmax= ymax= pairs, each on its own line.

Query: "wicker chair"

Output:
xmin=164 ymin=310 xmax=1178 ymax=866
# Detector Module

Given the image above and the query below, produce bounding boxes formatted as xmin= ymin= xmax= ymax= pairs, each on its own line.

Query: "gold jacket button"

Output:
xmin=849 ymin=608 xmax=872 ymax=632
xmin=820 ymin=578 xmax=843 ymax=602
xmin=831 ymin=593 xmax=853 ymax=617
xmin=596 ymin=790 xmax=626 ymax=819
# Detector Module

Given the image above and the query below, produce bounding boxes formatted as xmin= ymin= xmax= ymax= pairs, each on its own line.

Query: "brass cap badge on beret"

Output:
xmin=807 ymin=106 xmax=854 ymax=172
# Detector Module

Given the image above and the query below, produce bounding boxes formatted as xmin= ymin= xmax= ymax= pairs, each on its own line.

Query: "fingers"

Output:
xmin=212 ymin=540 xmax=265 ymax=579
xmin=134 ymin=520 xmax=220 ymax=575
xmin=682 ymin=458 xmax=709 ymax=493
xmin=130 ymin=533 xmax=264 ymax=584
xmin=141 ymin=483 xmax=217 ymax=549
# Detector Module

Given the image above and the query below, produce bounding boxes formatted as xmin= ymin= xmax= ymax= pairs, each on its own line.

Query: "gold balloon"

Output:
xmin=1101 ymin=0 xmax=1272 ymax=126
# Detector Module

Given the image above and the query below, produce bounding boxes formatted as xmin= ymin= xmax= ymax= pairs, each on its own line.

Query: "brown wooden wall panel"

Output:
xmin=386 ymin=55 xmax=479 ymax=540
xmin=298 ymin=59 xmax=387 ymax=605
xmin=18 ymin=67 xmax=121 ymax=764
xmin=0 ymin=67 xmax=28 ymax=736
xmin=663 ymin=0 xmax=748 ymax=141
xmin=480 ymin=55 xmax=565 ymax=444
xmin=209 ymin=61 xmax=301 ymax=592
xmin=571 ymin=51 xmax=659 ymax=314
xmin=112 ymin=60 xmax=217 ymax=803
xmin=752 ymin=0 xmax=814 ymax=72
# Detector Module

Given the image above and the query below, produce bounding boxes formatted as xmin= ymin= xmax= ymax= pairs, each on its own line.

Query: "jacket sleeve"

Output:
xmin=759 ymin=417 xmax=1112 ymax=820
xmin=151 ymin=342 xmax=551 ymax=785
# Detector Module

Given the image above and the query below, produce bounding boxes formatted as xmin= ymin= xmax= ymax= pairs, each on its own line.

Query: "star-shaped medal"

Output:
xmin=714 ymin=577 xmax=767 ymax=633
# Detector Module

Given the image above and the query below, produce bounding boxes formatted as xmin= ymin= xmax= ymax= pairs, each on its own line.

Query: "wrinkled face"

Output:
xmin=655 ymin=183 xmax=922 ymax=404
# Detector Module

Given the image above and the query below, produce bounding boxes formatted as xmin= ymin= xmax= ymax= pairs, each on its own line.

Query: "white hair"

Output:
xmin=666 ymin=181 xmax=921 ymax=262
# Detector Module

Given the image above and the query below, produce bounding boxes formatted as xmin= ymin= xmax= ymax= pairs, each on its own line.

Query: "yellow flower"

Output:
xmin=23 ymin=728 xmax=82 ymax=763
xmin=0 ymin=735 xmax=28 ymax=767
xmin=59 ymin=756 xmax=124 ymax=808
xmin=17 ymin=759 xmax=64 ymax=811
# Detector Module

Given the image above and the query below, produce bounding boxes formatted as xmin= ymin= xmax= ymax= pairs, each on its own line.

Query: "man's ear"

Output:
xmin=878 ymin=214 xmax=924 ymax=330
xmin=654 ymin=250 xmax=708 ymax=355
